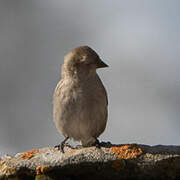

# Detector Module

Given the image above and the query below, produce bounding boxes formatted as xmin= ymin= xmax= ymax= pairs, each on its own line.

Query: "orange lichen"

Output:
xmin=0 ymin=157 xmax=17 ymax=175
xmin=1 ymin=167 xmax=16 ymax=176
xmin=21 ymin=149 xmax=39 ymax=160
xmin=36 ymin=165 xmax=51 ymax=175
xmin=110 ymin=144 xmax=143 ymax=170
xmin=110 ymin=144 xmax=143 ymax=159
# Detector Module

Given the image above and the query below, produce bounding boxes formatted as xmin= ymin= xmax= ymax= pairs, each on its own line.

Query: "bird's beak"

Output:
xmin=97 ymin=59 xmax=109 ymax=68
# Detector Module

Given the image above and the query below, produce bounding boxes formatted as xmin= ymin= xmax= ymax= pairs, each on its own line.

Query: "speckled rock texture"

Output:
xmin=0 ymin=143 xmax=180 ymax=180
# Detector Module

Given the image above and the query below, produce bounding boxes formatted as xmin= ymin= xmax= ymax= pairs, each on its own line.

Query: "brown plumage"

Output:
xmin=53 ymin=46 xmax=108 ymax=152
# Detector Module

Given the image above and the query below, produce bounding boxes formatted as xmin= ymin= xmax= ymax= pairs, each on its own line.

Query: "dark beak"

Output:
xmin=97 ymin=59 xmax=109 ymax=68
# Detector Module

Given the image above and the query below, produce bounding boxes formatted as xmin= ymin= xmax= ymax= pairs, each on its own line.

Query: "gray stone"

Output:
xmin=0 ymin=143 xmax=180 ymax=180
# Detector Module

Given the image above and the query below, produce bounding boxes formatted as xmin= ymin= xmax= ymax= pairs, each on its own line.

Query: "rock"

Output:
xmin=0 ymin=143 xmax=180 ymax=180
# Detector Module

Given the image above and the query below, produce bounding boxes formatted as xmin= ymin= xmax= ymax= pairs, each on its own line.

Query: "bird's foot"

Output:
xmin=54 ymin=144 xmax=62 ymax=150
xmin=54 ymin=143 xmax=69 ymax=153
xmin=55 ymin=137 xmax=69 ymax=153
xmin=81 ymin=139 xmax=101 ymax=149
xmin=92 ymin=138 xmax=101 ymax=149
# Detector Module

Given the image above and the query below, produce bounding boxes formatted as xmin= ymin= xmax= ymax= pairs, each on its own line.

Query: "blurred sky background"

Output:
xmin=0 ymin=0 xmax=180 ymax=156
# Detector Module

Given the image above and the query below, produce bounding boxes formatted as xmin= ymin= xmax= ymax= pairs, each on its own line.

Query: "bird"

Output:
xmin=53 ymin=46 xmax=108 ymax=152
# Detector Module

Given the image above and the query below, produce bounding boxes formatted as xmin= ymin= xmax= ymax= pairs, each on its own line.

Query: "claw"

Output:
xmin=93 ymin=138 xmax=101 ymax=149
xmin=55 ymin=137 xmax=69 ymax=153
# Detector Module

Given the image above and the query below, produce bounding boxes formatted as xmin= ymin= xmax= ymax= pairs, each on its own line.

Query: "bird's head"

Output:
xmin=63 ymin=46 xmax=108 ymax=78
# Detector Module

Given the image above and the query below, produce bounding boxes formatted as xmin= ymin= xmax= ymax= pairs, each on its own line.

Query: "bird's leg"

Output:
xmin=55 ymin=136 xmax=69 ymax=153
xmin=93 ymin=138 xmax=101 ymax=149
xmin=60 ymin=137 xmax=69 ymax=153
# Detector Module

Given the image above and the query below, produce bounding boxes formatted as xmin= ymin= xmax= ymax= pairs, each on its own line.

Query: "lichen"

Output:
xmin=110 ymin=144 xmax=143 ymax=159
xmin=20 ymin=149 xmax=39 ymax=160
xmin=110 ymin=144 xmax=143 ymax=170
xmin=36 ymin=166 xmax=52 ymax=175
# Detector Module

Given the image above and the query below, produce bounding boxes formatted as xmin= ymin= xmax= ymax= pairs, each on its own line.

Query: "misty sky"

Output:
xmin=0 ymin=0 xmax=180 ymax=156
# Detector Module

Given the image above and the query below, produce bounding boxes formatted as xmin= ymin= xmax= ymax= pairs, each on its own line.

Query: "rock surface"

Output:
xmin=0 ymin=143 xmax=180 ymax=180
